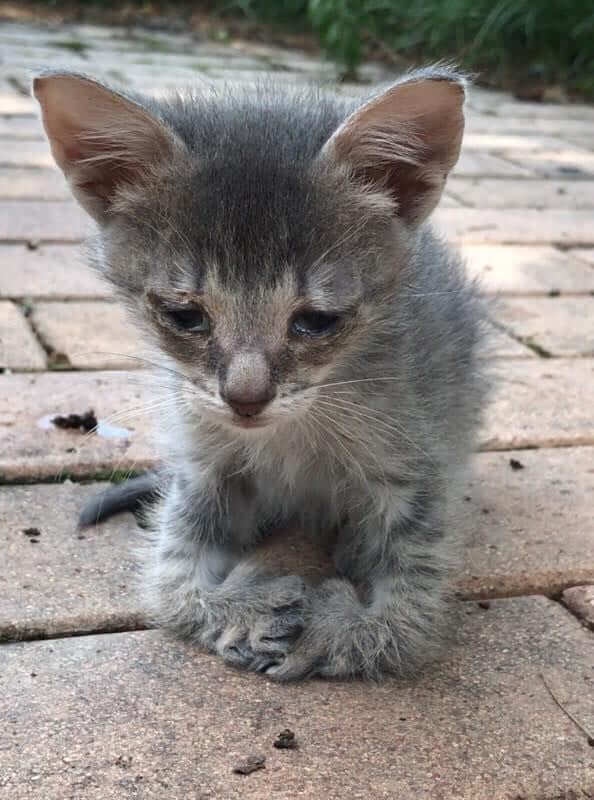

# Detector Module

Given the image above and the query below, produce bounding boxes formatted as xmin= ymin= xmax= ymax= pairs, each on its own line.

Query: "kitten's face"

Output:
xmin=106 ymin=165 xmax=399 ymax=432
xmin=34 ymin=71 xmax=464 ymax=433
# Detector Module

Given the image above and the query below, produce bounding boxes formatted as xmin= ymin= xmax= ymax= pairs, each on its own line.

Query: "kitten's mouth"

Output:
xmin=230 ymin=414 xmax=270 ymax=430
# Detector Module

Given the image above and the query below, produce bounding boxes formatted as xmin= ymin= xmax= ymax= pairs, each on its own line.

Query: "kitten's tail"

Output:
xmin=78 ymin=473 xmax=160 ymax=528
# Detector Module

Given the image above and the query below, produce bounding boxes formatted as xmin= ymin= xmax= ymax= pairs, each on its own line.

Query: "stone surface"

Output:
xmin=31 ymin=301 xmax=142 ymax=369
xmin=0 ymin=598 xmax=593 ymax=799
xmin=0 ymin=300 xmax=46 ymax=369
xmin=0 ymin=482 xmax=142 ymax=641
xmin=502 ymin=148 xmax=594 ymax=179
xmin=452 ymin=151 xmax=534 ymax=178
xmin=562 ymin=585 xmax=594 ymax=630
xmin=448 ymin=177 xmax=594 ymax=208
xmin=494 ymin=101 xmax=594 ymax=121
xmin=0 ymin=201 xmax=90 ymax=242
xmin=435 ymin=208 xmax=594 ymax=245
xmin=466 ymin=114 xmax=594 ymax=139
xmin=0 ymin=91 xmax=36 ymax=114
xmin=480 ymin=359 xmax=594 ymax=450
xmin=570 ymin=248 xmax=594 ymax=266
xmin=462 ymin=132 xmax=578 ymax=151
xmin=0 ymin=371 xmax=155 ymax=480
xmin=462 ymin=244 xmax=594 ymax=294
xmin=0 ymin=139 xmax=54 ymax=167
xmin=0 ymin=244 xmax=110 ymax=299
xmin=0 ymin=167 xmax=70 ymax=199
xmin=480 ymin=325 xmax=535 ymax=358
xmin=0 ymin=115 xmax=44 ymax=139
xmin=495 ymin=297 xmax=594 ymax=356
xmin=459 ymin=447 xmax=594 ymax=598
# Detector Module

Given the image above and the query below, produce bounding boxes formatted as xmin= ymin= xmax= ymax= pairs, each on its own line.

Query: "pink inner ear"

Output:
xmin=326 ymin=78 xmax=465 ymax=225
xmin=34 ymin=73 xmax=178 ymax=220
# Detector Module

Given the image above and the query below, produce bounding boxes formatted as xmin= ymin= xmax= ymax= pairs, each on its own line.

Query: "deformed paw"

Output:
xmin=212 ymin=574 xmax=308 ymax=673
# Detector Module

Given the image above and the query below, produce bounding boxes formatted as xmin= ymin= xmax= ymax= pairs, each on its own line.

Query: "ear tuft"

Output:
xmin=322 ymin=69 xmax=466 ymax=225
xmin=33 ymin=72 xmax=180 ymax=221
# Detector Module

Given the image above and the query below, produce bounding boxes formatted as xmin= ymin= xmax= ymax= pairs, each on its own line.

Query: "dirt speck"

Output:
xmin=478 ymin=601 xmax=491 ymax=610
xmin=52 ymin=410 xmax=98 ymax=433
xmin=509 ymin=458 xmax=525 ymax=471
xmin=22 ymin=527 xmax=41 ymax=537
xmin=273 ymin=729 xmax=298 ymax=750
xmin=232 ymin=755 xmax=266 ymax=775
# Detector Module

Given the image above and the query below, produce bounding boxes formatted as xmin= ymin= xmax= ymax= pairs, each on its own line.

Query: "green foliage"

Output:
xmin=224 ymin=0 xmax=594 ymax=93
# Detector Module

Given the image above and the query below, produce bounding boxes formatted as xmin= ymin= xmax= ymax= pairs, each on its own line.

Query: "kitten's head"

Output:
xmin=34 ymin=69 xmax=465 ymax=433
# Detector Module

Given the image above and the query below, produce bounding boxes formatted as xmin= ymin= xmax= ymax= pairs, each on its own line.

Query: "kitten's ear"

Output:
xmin=321 ymin=69 xmax=465 ymax=225
xmin=33 ymin=72 xmax=181 ymax=221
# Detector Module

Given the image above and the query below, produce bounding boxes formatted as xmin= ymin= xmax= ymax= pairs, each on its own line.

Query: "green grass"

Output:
xmin=50 ymin=38 xmax=90 ymax=56
xmin=222 ymin=0 xmax=594 ymax=95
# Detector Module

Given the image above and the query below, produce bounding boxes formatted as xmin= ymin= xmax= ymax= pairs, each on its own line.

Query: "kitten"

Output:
xmin=34 ymin=67 xmax=487 ymax=680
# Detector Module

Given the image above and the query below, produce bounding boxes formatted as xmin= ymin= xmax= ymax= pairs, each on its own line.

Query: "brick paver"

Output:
xmin=449 ymin=178 xmax=594 ymax=208
xmin=482 ymin=325 xmax=535 ymax=358
xmin=435 ymin=207 xmax=594 ymax=245
xmin=570 ymin=247 xmax=594 ymax=265
xmin=0 ymin=201 xmax=89 ymax=242
xmin=0 ymin=371 xmax=155 ymax=481
xmin=0 ymin=300 xmax=46 ymax=369
xmin=0 ymin=167 xmax=70 ymax=199
xmin=462 ymin=244 xmax=594 ymax=294
xmin=0 ymin=482 xmax=142 ymax=641
xmin=1 ymin=598 xmax=592 ymax=800
xmin=31 ymin=301 xmax=141 ymax=369
xmin=460 ymin=447 xmax=594 ymax=597
xmin=0 ymin=244 xmax=110 ymax=299
xmin=452 ymin=151 xmax=535 ymax=177
xmin=496 ymin=296 xmax=594 ymax=356
xmin=0 ymin=17 xmax=592 ymax=799
xmin=480 ymin=359 xmax=594 ymax=450
xmin=0 ymin=139 xmax=53 ymax=168
xmin=502 ymin=148 xmax=594 ymax=178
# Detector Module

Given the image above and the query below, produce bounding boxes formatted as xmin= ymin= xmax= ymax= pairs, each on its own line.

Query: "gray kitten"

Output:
xmin=34 ymin=67 xmax=486 ymax=680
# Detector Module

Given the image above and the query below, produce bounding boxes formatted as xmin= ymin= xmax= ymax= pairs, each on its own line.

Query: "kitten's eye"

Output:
xmin=166 ymin=305 xmax=210 ymax=333
xmin=291 ymin=310 xmax=340 ymax=336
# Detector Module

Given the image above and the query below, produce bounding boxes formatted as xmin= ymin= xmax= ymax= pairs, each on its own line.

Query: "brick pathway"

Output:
xmin=0 ymin=20 xmax=593 ymax=800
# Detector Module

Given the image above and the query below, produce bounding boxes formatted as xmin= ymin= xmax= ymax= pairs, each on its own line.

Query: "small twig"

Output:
xmin=540 ymin=672 xmax=594 ymax=746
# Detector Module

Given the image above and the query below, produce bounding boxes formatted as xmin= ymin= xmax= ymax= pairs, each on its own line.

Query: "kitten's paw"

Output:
xmin=213 ymin=575 xmax=307 ymax=673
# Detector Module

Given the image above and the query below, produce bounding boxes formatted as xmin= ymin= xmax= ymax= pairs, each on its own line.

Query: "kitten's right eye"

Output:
xmin=165 ymin=305 xmax=210 ymax=333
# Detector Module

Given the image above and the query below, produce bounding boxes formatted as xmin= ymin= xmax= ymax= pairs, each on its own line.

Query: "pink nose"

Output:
xmin=221 ymin=351 xmax=274 ymax=418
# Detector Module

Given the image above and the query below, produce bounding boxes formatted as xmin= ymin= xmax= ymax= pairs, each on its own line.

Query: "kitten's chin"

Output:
xmin=230 ymin=415 xmax=271 ymax=431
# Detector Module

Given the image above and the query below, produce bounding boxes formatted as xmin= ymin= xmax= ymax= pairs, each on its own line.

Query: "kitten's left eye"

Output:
xmin=291 ymin=310 xmax=340 ymax=336
xmin=166 ymin=305 xmax=210 ymax=333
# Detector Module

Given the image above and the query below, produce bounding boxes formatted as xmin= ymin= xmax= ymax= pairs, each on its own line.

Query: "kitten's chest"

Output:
xmin=248 ymin=432 xmax=341 ymax=521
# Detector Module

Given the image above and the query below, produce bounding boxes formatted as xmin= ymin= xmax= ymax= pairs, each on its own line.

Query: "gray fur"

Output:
xmin=36 ymin=68 xmax=488 ymax=680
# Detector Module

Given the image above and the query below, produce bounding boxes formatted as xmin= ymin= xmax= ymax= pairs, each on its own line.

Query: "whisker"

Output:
xmin=315 ymin=395 xmax=433 ymax=462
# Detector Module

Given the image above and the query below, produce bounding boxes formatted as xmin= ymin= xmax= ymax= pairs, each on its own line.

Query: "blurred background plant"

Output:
xmin=226 ymin=0 xmax=593 ymax=95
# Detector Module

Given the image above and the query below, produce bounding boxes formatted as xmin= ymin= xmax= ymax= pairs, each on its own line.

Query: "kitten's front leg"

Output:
xmin=144 ymin=473 xmax=307 ymax=672
xmin=267 ymin=483 xmax=453 ymax=680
